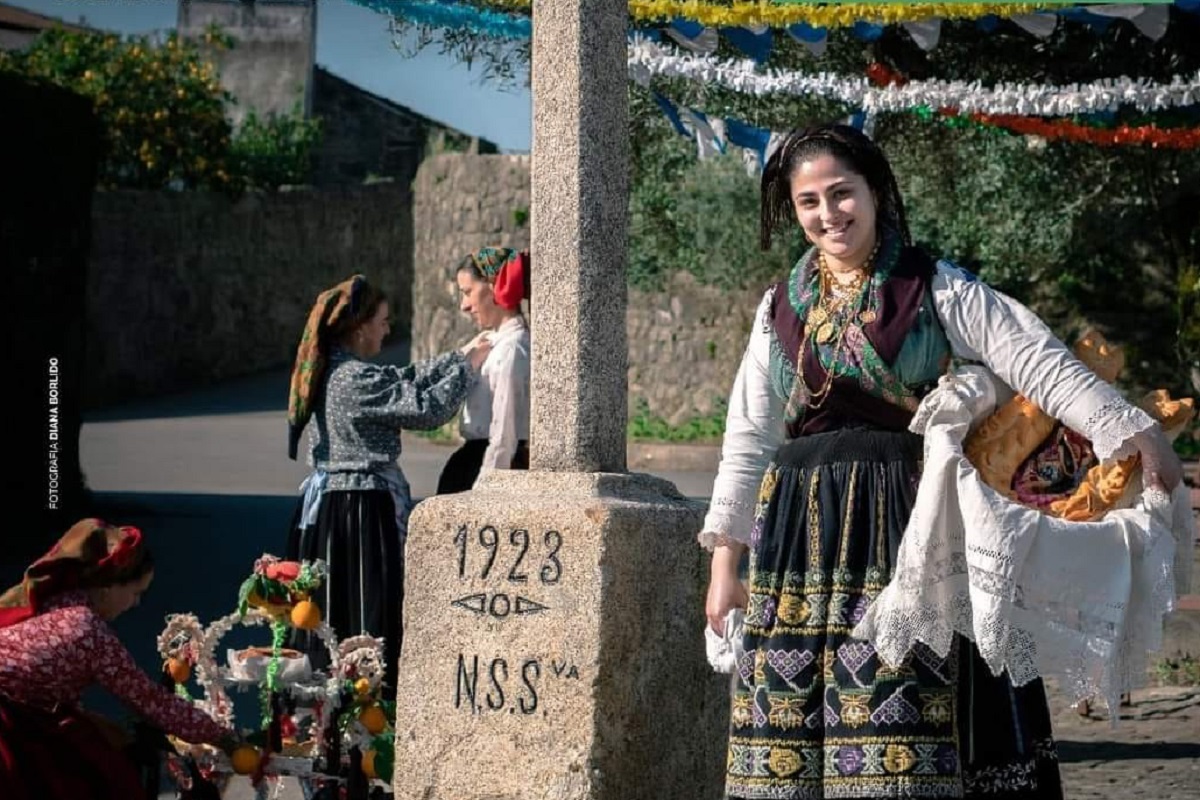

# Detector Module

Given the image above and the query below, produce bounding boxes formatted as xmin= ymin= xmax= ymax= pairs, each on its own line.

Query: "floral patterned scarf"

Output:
xmin=287 ymin=275 xmax=366 ymax=460
xmin=0 ymin=519 xmax=146 ymax=629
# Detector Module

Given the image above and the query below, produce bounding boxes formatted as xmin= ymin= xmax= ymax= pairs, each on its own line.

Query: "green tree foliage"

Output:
xmin=0 ymin=28 xmax=234 ymax=189
xmin=0 ymin=28 xmax=322 ymax=191
xmin=231 ymin=106 xmax=323 ymax=189
xmin=627 ymin=11 xmax=1200 ymax=399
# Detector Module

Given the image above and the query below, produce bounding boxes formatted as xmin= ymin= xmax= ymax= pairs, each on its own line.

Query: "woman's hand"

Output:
xmin=460 ymin=332 xmax=493 ymax=371
xmin=1135 ymin=425 xmax=1183 ymax=491
xmin=706 ymin=543 xmax=748 ymax=635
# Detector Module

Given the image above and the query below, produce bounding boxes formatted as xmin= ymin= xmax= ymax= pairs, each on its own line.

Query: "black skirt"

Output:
xmin=286 ymin=489 xmax=404 ymax=695
xmin=436 ymin=438 xmax=530 ymax=495
xmin=727 ymin=428 xmax=1062 ymax=800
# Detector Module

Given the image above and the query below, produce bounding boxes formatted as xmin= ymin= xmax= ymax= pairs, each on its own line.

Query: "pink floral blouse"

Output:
xmin=0 ymin=591 xmax=228 ymax=745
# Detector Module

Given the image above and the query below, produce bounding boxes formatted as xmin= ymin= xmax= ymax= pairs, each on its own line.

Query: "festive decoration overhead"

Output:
xmin=356 ymin=1 xmax=1196 ymax=47
xmin=955 ymin=110 xmax=1200 ymax=148
xmin=651 ymin=91 xmax=1200 ymax=177
xmin=629 ymin=36 xmax=1200 ymax=116
xmin=479 ymin=1 xmax=1058 ymax=28
xmin=359 ymin=0 xmax=531 ymax=40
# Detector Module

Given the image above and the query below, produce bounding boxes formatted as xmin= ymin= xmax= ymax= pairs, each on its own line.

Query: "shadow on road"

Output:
xmin=1057 ymin=740 xmax=1200 ymax=762
xmin=83 ymin=341 xmax=412 ymax=422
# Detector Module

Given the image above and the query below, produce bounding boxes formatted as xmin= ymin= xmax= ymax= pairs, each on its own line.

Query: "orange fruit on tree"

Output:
xmin=166 ymin=657 xmax=191 ymax=684
xmin=230 ymin=745 xmax=261 ymax=775
xmin=361 ymin=749 xmax=377 ymax=779
xmin=290 ymin=599 xmax=321 ymax=630
xmin=358 ymin=705 xmax=387 ymax=735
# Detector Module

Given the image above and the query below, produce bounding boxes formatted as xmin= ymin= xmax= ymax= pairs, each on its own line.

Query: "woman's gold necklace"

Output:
xmin=798 ymin=243 xmax=881 ymax=408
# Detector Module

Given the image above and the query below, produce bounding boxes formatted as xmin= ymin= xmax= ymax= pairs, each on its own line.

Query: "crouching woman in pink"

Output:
xmin=0 ymin=519 xmax=236 ymax=800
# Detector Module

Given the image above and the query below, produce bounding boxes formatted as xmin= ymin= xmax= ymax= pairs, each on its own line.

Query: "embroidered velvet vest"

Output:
xmin=768 ymin=240 xmax=950 ymax=439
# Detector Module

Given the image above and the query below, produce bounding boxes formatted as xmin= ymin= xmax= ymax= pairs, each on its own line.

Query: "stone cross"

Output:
xmin=392 ymin=2 xmax=727 ymax=798
xmin=528 ymin=0 xmax=629 ymax=474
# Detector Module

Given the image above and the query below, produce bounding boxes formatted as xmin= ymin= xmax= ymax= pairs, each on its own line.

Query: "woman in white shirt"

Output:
xmin=436 ymin=247 xmax=532 ymax=494
xmin=703 ymin=123 xmax=1182 ymax=800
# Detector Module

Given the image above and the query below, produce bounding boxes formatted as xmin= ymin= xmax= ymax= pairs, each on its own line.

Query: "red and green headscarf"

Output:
xmin=287 ymin=275 xmax=368 ymax=460
xmin=0 ymin=519 xmax=148 ymax=629
xmin=469 ymin=247 xmax=530 ymax=311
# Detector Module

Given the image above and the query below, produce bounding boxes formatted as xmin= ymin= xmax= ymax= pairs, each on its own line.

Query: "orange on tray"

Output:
xmin=359 ymin=705 xmax=388 ymax=735
xmin=290 ymin=599 xmax=321 ymax=630
xmin=230 ymin=745 xmax=261 ymax=775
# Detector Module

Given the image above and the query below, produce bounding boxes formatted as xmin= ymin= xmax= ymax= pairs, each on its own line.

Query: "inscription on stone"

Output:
xmin=453 ymin=525 xmax=562 ymax=584
xmin=454 ymin=654 xmax=581 ymax=716
xmin=450 ymin=593 xmax=549 ymax=618
xmin=449 ymin=524 xmax=577 ymax=716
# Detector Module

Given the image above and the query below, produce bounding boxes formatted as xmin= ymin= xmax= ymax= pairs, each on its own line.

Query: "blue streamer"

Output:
xmin=354 ymin=0 xmax=531 ymax=40
xmin=851 ymin=21 xmax=884 ymax=42
xmin=787 ymin=22 xmax=827 ymax=43
xmin=721 ymin=26 xmax=773 ymax=63
xmin=670 ymin=17 xmax=706 ymax=40
xmin=724 ymin=117 xmax=771 ymax=167
xmin=653 ymin=92 xmax=689 ymax=138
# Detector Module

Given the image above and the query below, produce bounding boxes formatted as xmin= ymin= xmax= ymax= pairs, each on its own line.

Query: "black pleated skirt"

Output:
xmin=436 ymin=438 xmax=530 ymax=495
xmin=726 ymin=429 xmax=1062 ymax=800
xmin=286 ymin=489 xmax=403 ymax=695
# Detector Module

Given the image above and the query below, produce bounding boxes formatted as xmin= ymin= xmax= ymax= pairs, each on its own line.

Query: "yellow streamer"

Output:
xmin=480 ymin=2 xmax=1056 ymax=29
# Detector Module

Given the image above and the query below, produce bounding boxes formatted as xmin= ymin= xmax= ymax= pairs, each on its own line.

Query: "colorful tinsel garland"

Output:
xmin=478 ymin=1 xmax=1059 ymax=28
xmin=629 ymin=36 xmax=1200 ymax=116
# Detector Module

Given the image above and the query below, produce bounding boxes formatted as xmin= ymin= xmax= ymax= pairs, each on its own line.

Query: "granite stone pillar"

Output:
xmin=392 ymin=2 xmax=727 ymax=798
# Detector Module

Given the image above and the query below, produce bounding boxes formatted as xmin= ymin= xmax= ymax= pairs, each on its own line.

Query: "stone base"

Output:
xmin=393 ymin=470 xmax=728 ymax=800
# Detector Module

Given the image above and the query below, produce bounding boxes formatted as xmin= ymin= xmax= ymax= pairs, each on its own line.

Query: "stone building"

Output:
xmin=0 ymin=1 xmax=90 ymax=52
xmin=178 ymin=0 xmax=495 ymax=186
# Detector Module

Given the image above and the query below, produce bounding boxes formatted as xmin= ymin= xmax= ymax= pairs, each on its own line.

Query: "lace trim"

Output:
xmin=855 ymin=494 xmax=1180 ymax=718
xmin=858 ymin=377 xmax=1184 ymax=720
xmin=1083 ymin=399 xmax=1156 ymax=462
xmin=698 ymin=498 xmax=755 ymax=551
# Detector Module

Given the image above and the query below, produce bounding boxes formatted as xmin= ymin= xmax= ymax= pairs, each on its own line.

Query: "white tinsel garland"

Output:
xmin=628 ymin=36 xmax=1200 ymax=116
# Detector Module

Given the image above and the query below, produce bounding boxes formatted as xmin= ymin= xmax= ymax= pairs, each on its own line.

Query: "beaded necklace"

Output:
xmin=797 ymin=241 xmax=881 ymax=409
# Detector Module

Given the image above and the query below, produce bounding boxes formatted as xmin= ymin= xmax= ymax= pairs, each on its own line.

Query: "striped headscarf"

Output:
xmin=0 ymin=519 xmax=148 ymax=629
xmin=469 ymin=247 xmax=530 ymax=311
xmin=287 ymin=275 xmax=367 ymax=459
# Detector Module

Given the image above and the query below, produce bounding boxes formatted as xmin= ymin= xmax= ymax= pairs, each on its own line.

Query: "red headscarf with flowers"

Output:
xmin=0 ymin=518 xmax=148 ymax=629
xmin=469 ymin=247 xmax=530 ymax=311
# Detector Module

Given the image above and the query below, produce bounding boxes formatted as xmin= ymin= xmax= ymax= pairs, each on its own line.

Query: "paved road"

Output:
xmin=4 ymin=349 xmax=1196 ymax=799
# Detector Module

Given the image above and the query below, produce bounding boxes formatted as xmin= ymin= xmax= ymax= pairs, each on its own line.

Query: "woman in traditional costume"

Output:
xmin=437 ymin=247 xmax=532 ymax=494
xmin=702 ymin=124 xmax=1183 ymax=800
xmin=285 ymin=274 xmax=490 ymax=689
xmin=0 ymin=519 xmax=235 ymax=800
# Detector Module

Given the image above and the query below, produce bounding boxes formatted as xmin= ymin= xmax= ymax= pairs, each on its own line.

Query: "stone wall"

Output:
xmin=85 ymin=183 xmax=413 ymax=407
xmin=412 ymin=154 xmax=762 ymax=425
xmin=411 ymin=153 xmax=532 ymax=360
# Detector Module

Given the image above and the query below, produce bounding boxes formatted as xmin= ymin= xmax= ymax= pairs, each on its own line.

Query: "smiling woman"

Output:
xmin=700 ymin=122 xmax=1183 ymax=800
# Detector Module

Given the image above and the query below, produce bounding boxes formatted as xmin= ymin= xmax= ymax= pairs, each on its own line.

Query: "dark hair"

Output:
xmin=79 ymin=539 xmax=155 ymax=589
xmin=456 ymin=255 xmax=485 ymax=282
xmin=760 ymin=123 xmax=911 ymax=251
xmin=328 ymin=279 xmax=388 ymax=342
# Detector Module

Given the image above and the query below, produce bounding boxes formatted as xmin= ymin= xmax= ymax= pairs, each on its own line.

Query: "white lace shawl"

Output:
xmin=698 ymin=262 xmax=1158 ymax=549
xmin=851 ymin=367 xmax=1193 ymax=718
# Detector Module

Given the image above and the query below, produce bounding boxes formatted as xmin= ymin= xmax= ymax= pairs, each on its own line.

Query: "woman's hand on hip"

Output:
xmin=706 ymin=543 xmax=748 ymax=635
